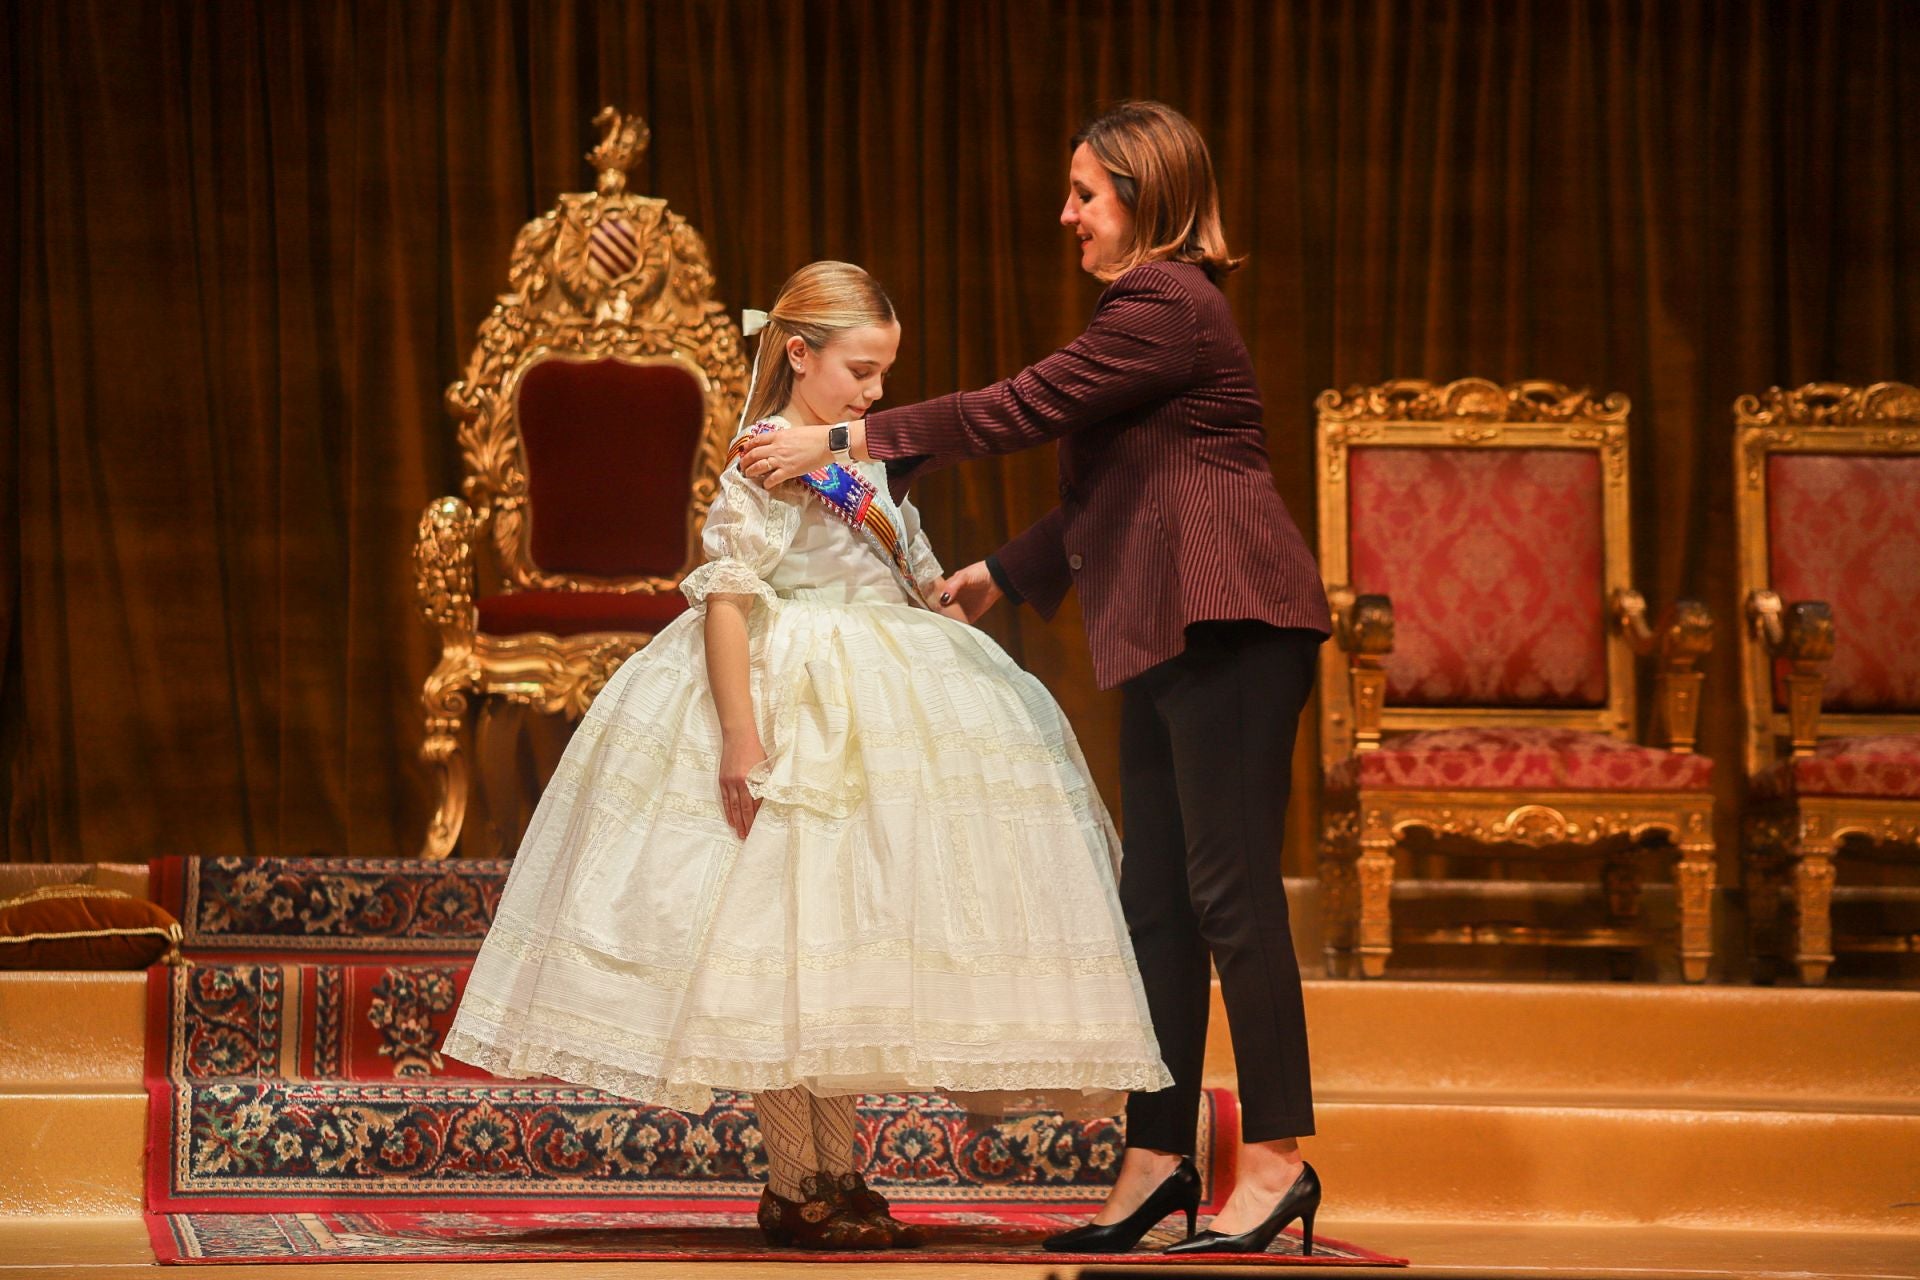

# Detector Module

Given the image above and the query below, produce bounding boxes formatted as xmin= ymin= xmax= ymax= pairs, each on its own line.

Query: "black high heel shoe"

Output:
xmin=1041 ymin=1155 xmax=1202 ymax=1253
xmin=1161 ymin=1161 xmax=1321 ymax=1257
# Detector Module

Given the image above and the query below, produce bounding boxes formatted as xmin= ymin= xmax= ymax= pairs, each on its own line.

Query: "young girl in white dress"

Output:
xmin=443 ymin=261 xmax=1169 ymax=1250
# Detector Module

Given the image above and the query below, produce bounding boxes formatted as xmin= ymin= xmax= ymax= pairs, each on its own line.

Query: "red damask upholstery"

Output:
xmin=1767 ymin=454 xmax=1920 ymax=713
xmin=1349 ymin=448 xmax=1608 ymax=707
xmin=518 ymin=358 xmax=708 ymax=578
xmin=1751 ymin=734 xmax=1920 ymax=799
xmin=477 ymin=590 xmax=688 ymax=638
xmin=1329 ymin=726 xmax=1714 ymax=792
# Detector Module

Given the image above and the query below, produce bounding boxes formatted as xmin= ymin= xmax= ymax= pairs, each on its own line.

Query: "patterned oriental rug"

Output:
xmin=141 ymin=856 xmax=1404 ymax=1267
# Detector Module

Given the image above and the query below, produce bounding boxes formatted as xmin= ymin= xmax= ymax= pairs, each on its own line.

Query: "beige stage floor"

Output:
xmin=3 ymin=1216 xmax=1919 ymax=1279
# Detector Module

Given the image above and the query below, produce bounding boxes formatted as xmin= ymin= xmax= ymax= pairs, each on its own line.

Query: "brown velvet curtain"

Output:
xmin=7 ymin=0 xmax=1917 ymax=874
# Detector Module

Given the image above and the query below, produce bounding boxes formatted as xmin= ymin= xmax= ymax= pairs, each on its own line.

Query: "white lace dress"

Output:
xmin=443 ymin=423 xmax=1171 ymax=1116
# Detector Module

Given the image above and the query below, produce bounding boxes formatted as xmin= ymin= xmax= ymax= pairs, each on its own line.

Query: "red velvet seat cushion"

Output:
xmin=1347 ymin=448 xmax=1609 ymax=707
xmin=1767 ymin=454 xmax=1920 ymax=713
xmin=477 ymin=591 xmax=687 ymax=638
xmin=517 ymin=357 xmax=708 ymax=578
xmin=1329 ymin=726 xmax=1714 ymax=792
xmin=1751 ymin=735 xmax=1920 ymax=799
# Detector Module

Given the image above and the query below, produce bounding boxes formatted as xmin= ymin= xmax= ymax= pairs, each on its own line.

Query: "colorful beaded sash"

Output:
xmin=729 ymin=422 xmax=924 ymax=606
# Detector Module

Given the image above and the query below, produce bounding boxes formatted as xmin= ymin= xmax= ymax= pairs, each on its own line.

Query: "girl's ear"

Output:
xmin=786 ymin=336 xmax=809 ymax=374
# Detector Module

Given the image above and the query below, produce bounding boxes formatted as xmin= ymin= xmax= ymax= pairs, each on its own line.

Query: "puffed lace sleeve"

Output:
xmin=898 ymin=495 xmax=945 ymax=596
xmin=679 ymin=455 xmax=800 ymax=612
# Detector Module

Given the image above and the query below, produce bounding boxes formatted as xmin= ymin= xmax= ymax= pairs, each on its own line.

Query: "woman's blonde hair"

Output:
xmin=742 ymin=261 xmax=896 ymax=426
xmin=1073 ymin=100 xmax=1243 ymax=284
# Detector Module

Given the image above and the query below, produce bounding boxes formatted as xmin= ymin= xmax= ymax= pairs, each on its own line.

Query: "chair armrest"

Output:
xmin=1612 ymin=589 xmax=1714 ymax=753
xmin=1746 ymin=590 xmax=1835 ymax=757
xmin=1329 ymin=586 xmax=1394 ymax=752
xmin=415 ymin=497 xmax=482 ymax=645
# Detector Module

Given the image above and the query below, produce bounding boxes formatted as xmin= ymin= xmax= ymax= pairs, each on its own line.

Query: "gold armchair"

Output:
xmin=415 ymin=108 xmax=747 ymax=859
xmin=1317 ymin=379 xmax=1719 ymax=981
xmin=1735 ymin=383 xmax=1920 ymax=984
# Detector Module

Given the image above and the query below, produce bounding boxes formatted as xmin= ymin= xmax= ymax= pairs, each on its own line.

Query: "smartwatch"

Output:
xmin=827 ymin=423 xmax=852 ymax=461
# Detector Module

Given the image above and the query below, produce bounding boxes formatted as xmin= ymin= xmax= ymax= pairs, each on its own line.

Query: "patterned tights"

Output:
xmin=754 ymin=1087 xmax=859 ymax=1200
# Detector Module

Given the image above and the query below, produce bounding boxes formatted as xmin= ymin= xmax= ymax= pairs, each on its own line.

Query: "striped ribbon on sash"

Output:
xmin=729 ymin=422 xmax=924 ymax=605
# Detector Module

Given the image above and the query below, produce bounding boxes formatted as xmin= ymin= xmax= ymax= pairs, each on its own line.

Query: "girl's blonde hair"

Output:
xmin=1073 ymin=100 xmax=1243 ymax=284
xmin=742 ymin=261 xmax=897 ymax=426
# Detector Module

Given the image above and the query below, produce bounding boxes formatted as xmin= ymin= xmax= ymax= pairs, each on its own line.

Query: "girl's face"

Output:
xmin=1060 ymin=142 xmax=1133 ymax=275
xmin=787 ymin=321 xmax=900 ymax=424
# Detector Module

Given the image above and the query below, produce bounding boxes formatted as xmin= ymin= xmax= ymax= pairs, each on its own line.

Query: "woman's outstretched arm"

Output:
xmin=742 ymin=267 xmax=1197 ymax=485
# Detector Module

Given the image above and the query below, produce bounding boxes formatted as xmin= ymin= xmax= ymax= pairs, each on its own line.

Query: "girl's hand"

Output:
xmin=740 ymin=423 xmax=833 ymax=488
xmin=939 ymin=560 xmax=1005 ymax=622
xmin=717 ymin=731 xmax=768 ymax=839
xmin=925 ymin=577 xmax=970 ymax=622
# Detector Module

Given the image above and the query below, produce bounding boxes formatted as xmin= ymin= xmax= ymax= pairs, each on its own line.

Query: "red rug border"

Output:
xmin=143 ymin=1211 xmax=1407 ymax=1267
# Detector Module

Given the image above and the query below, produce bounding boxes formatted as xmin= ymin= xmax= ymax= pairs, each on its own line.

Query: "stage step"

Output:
xmin=0 ymin=972 xmax=146 ymax=1089
xmin=0 ymin=1093 xmax=145 ymax=1216
xmin=1295 ymin=979 xmax=1920 ymax=1110
xmin=1198 ymin=979 xmax=1920 ymax=1109
xmin=1310 ymin=1099 xmax=1920 ymax=1229
xmin=30 ymin=971 xmax=1911 ymax=1104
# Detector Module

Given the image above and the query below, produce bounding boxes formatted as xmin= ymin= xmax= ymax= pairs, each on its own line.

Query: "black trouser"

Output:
xmin=1120 ymin=621 xmax=1319 ymax=1151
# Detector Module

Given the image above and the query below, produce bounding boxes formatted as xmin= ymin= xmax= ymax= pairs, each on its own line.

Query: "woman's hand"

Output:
xmin=740 ymin=423 xmax=832 ymax=488
xmin=925 ymin=577 xmax=971 ymax=622
xmin=717 ymin=731 xmax=768 ymax=839
xmin=939 ymin=561 xmax=1005 ymax=622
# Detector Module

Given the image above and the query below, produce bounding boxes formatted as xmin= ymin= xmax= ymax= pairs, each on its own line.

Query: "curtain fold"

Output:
xmin=7 ymin=0 xmax=1918 ymax=872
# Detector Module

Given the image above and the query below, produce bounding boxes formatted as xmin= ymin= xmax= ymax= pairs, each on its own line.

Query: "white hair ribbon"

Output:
xmin=735 ymin=311 xmax=771 ymax=434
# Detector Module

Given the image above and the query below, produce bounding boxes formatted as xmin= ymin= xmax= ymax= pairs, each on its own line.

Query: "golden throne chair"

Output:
xmin=1317 ymin=379 xmax=1718 ymax=981
xmin=1735 ymin=383 xmax=1920 ymax=985
xmin=414 ymin=108 xmax=747 ymax=859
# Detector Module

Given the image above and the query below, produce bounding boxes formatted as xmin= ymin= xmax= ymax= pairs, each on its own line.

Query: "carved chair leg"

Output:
xmin=420 ymin=654 xmax=477 ymax=860
xmin=1791 ymin=842 xmax=1837 ymax=986
xmin=1674 ymin=841 xmax=1717 ymax=984
xmin=1318 ymin=838 xmax=1359 ymax=979
xmin=1356 ymin=836 xmax=1397 ymax=979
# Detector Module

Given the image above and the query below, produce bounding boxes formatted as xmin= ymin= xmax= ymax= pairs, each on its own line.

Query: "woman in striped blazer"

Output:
xmin=742 ymin=100 xmax=1333 ymax=1257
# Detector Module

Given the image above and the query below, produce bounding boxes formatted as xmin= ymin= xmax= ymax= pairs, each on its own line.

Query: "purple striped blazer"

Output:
xmin=865 ymin=260 xmax=1332 ymax=689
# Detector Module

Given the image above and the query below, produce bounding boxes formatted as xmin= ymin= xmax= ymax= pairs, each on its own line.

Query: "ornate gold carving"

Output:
xmin=1614 ymin=590 xmax=1714 ymax=753
xmin=1355 ymin=837 xmax=1397 ymax=979
xmin=1316 ymin=377 xmax=1630 ymax=425
xmin=441 ymin=108 xmax=744 ymax=595
xmin=472 ymin=632 xmax=648 ymax=719
xmin=587 ymin=105 xmax=651 ymax=194
xmin=1330 ymin=587 xmax=1393 ymax=752
xmin=1732 ymin=381 xmax=1920 ymax=429
xmin=1320 ymin=788 xmax=1715 ymax=980
xmin=1790 ymin=851 xmax=1836 ymax=986
xmin=413 ymin=108 xmax=747 ymax=859
xmin=1747 ymin=592 xmax=1834 ymax=758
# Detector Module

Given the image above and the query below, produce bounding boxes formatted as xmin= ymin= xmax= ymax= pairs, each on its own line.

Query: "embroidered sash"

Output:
xmin=728 ymin=422 xmax=926 ymax=607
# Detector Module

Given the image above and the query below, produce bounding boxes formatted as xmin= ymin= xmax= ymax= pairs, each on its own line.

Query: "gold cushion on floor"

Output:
xmin=0 ymin=885 xmax=180 ymax=970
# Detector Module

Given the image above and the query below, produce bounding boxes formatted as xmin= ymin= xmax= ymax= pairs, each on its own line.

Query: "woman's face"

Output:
xmin=1061 ymin=142 xmax=1133 ymax=275
xmin=787 ymin=321 xmax=901 ymax=425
